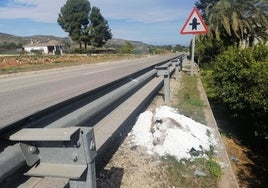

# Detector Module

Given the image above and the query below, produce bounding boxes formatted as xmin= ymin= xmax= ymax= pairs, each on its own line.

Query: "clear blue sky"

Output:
xmin=0 ymin=0 xmax=198 ymax=46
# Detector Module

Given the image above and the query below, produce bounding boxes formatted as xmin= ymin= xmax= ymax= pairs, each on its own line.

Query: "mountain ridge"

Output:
xmin=0 ymin=32 xmax=151 ymax=48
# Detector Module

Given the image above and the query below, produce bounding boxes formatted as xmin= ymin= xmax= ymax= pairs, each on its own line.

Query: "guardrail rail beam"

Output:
xmin=9 ymin=127 xmax=97 ymax=188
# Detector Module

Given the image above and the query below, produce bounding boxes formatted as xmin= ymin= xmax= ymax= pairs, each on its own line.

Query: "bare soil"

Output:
xmin=222 ymin=136 xmax=255 ymax=187
xmin=0 ymin=54 xmax=131 ymax=67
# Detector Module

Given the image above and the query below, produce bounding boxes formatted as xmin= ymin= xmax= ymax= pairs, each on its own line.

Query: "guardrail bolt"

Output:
xmin=73 ymin=153 xmax=79 ymax=162
xmin=76 ymin=141 xmax=81 ymax=148
xmin=28 ymin=146 xmax=37 ymax=154
xmin=90 ymin=139 xmax=96 ymax=150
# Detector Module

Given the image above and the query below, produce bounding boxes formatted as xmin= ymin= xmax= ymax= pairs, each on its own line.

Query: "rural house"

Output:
xmin=23 ymin=40 xmax=63 ymax=55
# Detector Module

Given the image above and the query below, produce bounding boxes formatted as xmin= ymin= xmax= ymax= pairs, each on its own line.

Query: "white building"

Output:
xmin=23 ymin=40 xmax=63 ymax=55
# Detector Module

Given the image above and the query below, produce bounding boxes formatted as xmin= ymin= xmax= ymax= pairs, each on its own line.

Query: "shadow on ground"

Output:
xmin=97 ymin=167 xmax=124 ymax=188
xmin=210 ymin=100 xmax=268 ymax=188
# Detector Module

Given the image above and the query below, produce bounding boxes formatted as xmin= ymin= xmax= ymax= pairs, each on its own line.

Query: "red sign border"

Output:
xmin=180 ymin=7 xmax=209 ymax=34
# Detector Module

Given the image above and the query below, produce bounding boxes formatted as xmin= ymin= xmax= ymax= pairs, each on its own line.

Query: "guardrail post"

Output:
xmin=9 ymin=127 xmax=97 ymax=188
xmin=155 ymin=66 xmax=170 ymax=104
xmin=180 ymin=55 xmax=184 ymax=72
xmin=171 ymin=59 xmax=180 ymax=81
xmin=0 ymin=144 xmax=25 ymax=183
xmin=171 ymin=55 xmax=184 ymax=81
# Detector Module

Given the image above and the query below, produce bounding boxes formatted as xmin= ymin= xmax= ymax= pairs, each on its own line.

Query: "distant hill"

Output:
xmin=0 ymin=32 xmax=151 ymax=50
xmin=105 ymin=38 xmax=150 ymax=48
xmin=0 ymin=32 xmax=28 ymax=44
xmin=105 ymin=38 xmax=151 ymax=53
xmin=0 ymin=32 xmax=71 ymax=46
xmin=23 ymin=35 xmax=70 ymax=44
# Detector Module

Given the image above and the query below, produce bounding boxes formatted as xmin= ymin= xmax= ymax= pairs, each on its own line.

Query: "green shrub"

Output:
xmin=30 ymin=49 xmax=43 ymax=55
xmin=211 ymin=45 xmax=268 ymax=138
xmin=72 ymin=48 xmax=89 ymax=54
xmin=213 ymin=46 xmax=268 ymax=113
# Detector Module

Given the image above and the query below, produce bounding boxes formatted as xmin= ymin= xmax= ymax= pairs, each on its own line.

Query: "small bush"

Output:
xmin=210 ymin=44 xmax=268 ymax=139
xmin=213 ymin=45 xmax=268 ymax=113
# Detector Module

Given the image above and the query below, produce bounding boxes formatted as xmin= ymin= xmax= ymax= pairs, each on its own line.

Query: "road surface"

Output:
xmin=0 ymin=54 xmax=177 ymax=130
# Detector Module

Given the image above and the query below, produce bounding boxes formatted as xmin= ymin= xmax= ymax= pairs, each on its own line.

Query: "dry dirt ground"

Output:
xmin=221 ymin=136 xmax=256 ymax=187
xmin=0 ymin=54 xmax=127 ymax=67
xmin=96 ymin=60 xmax=245 ymax=188
xmin=0 ymin=54 xmax=144 ymax=75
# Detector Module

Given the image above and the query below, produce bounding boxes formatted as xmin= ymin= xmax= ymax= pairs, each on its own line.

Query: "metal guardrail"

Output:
xmin=0 ymin=54 xmax=185 ymax=187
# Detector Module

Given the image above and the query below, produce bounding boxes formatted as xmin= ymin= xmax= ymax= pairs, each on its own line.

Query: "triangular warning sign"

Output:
xmin=180 ymin=8 xmax=208 ymax=34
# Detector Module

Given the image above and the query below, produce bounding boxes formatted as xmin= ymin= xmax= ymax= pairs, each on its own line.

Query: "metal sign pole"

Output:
xmin=191 ymin=34 xmax=195 ymax=76
xmin=180 ymin=8 xmax=208 ymax=76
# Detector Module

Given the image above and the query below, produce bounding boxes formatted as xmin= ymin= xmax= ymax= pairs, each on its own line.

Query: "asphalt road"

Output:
xmin=0 ymin=54 xmax=177 ymax=130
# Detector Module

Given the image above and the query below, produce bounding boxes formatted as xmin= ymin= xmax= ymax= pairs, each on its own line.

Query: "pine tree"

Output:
xmin=58 ymin=2 xmax=112 ymax=49
xmin=57 ymin=0 xmax=91 ymax=48
xmin=89 ymin=7 xmax=112 ymax=47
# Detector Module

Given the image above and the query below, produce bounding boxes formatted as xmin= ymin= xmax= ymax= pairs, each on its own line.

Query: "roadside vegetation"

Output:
xmin=58 ymin=0 xmax=112 ymax=49
xmin=0 ymin=42 xmax=23 ymax=54
xmin=162 ymin=152 xmax=221 ymax=188
xmin=174 ymin=72 xmax=206 ymax=124
xmin=194 ymin=0 xmax=268 ymax=187
xmin=196 ymin=0 xmax=268 ymax=151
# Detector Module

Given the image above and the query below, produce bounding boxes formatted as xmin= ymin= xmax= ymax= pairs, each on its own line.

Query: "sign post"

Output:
xmin=190 ymin=34 xmax=195 ymax=76
xmin=180 ymin=8 xmax=208 ymax=75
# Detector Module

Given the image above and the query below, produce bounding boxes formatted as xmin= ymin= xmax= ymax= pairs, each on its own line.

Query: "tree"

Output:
xmin=89 ymin=7 xmax=112 ymax=47
xmin=80 ymin=26 xmax=91 ymax=49
xmin=197 ymin=0 xmax=268 ymax=47
xmin=242 ymin=0 xmax=268 ymax=46
xmin=195 ymin=0 xmax=220 ymax=21
xmin=58 ymin=0 xmax=91 ymax=48
xmin=120 ymin=41 xmax=134 ymax=54
xmin=174 ymin=44 xmax=188 ymax=52
xmin=212 ymin=45 xmax=268 ymax=138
